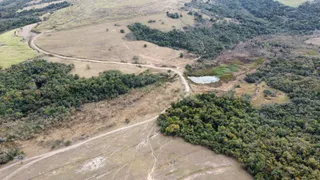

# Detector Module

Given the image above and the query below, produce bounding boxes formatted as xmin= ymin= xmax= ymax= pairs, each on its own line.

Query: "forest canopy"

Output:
xmin=158 ymin=56 xmax=320 ymax=179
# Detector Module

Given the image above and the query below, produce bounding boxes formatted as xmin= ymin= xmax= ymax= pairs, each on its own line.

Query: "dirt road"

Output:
xmin=30 ymin=33 xmax=191 ymax=94
xmin=0 ymin=31 xmax=252 ymax=180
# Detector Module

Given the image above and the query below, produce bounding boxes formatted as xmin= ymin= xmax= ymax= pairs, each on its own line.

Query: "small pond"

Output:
xmin=188 ymin=76 xmax=220 ymax=84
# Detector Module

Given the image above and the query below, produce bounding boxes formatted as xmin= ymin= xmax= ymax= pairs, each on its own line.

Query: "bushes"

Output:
xmin=0 ymin=147 xmax=22 ymax=164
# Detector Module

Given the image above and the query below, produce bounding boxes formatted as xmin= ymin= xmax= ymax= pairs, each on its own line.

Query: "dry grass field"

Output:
xmin=35 ymin=15 xmax=195 ymax=69
xmin=36 ymin=0 xmax=190 ymax=31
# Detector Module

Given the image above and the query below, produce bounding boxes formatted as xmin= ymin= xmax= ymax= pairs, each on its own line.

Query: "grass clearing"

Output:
xmin=189 ymin=64 xmax=239 ymax=77
xmin=235 ymin=82 xmax=291 ymax=107
xmin=275 ymin=0 xmax=309 ymax=7
xmin=0 ymin=30 xmax=37 ymax=69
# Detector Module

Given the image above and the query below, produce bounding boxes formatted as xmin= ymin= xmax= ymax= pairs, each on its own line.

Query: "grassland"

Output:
xmin=275 ymin=0 xmax=309 ymax=7
xmin=0 ymin=30 xmax=37 ymax=68
xmin=35 ymin=0 xmax=189 ymax=31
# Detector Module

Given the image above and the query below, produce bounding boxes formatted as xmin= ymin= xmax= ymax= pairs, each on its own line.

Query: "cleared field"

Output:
xmin=0 ymin=30 xmax=37 ymax=68
xmin=35 ymin=16 xmax=194 ymax=69
xmin=275 ymin=0 xmax=310 ymax=7
xmin=36 ymin=0 xmax=190 ymax=31
xmin=235 ymin=82 xmax=291 ymax=107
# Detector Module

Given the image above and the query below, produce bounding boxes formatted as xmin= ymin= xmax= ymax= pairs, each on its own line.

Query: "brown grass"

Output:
xmin=35 ymin=16 xmax=195 ymax=69
xmin=36 ymin=0 xmax=190 ymax=31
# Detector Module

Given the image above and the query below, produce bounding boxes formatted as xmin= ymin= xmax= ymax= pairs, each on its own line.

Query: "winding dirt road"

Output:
xmin=0 ymin=32 xmax=252 ymax=180
xmin=0 ymin=33 xmax=191 ymax=180
xmin=30 ymin=33 xmax=191 ymax=94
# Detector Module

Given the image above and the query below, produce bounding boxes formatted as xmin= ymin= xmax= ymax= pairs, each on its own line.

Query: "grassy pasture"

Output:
xmin=0 ymin=30 xmax=37 ymax=68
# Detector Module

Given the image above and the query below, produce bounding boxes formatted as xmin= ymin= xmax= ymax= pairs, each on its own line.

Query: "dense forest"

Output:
xmin=158 ymin=56 xmax=320 ymax=179
xmin=0 ymin=60 xmax=165 ymax=139
xmin=129 ymin=0 xmax=320 ymax=59
xmin=0 ymin=0 xmax=70 ymax=33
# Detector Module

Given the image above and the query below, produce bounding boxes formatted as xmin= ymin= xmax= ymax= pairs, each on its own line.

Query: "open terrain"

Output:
xmin=1 ymin=120 xmax=252 ymax=180
xmin=36 ymin=0 xmax=190 ymax=31
xmin=34 ymin=15 xmax=195 ymax=69
xmin=0 ymin=29 xmax=37 ymax=68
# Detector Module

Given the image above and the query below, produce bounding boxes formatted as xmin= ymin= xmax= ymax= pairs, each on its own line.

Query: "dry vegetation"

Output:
xmin=35 ymin=0 xmax=190 ymax=31
xmin=35 ymin=17 xmax=195 ymax=69
xmin=45 ymin=56 xmax=152 ymax=78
